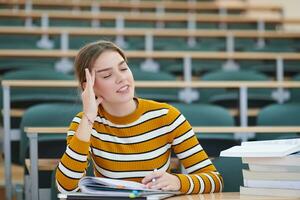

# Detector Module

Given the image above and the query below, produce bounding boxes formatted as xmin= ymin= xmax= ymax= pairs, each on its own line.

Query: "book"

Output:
xmin=242 ymin=169 xmax=300 ymax=181
xmin=243 ymin=179 xmax=300 ymax=190
xmin=242 ymin=138 xmax=300 ymax=146
xmin=240 ymin=186 xmax=300 ymax=198
xmin=77 ymin=176 xmax=180 ymax=198
xmin=220 ymin=138 xmax=300 ymax=157
xmin=242 ymin=169 xmax=300 ymax=190
xmin=242 ymin=151 xmax=300 ymax=166
xmin=248 ymin=164 xmax=300 ymax=172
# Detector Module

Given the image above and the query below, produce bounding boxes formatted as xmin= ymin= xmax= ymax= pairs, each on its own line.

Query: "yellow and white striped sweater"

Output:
xmin=56 ymin=98 xmax=223 ymax=194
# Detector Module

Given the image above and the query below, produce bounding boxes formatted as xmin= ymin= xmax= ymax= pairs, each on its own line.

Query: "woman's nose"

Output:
xmin=115 ymin=70 xmax=125 ymax=83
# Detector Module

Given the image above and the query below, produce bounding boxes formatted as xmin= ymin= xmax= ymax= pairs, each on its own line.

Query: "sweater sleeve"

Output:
xmin=168 ymin=106 xmax=224 ymax=194
xmin=55 ymin=112 xmax=91 ymax=193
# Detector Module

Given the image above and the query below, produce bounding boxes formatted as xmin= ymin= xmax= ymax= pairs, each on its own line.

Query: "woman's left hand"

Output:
xmin=141 ymin=170 xmax=180 ymax=191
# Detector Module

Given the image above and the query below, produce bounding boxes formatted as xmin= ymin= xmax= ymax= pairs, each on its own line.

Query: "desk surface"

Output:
xmin=169 ymin=192 xmax=296 ymax=200
xmin=58 ymin=192 xmax=297 ymax=200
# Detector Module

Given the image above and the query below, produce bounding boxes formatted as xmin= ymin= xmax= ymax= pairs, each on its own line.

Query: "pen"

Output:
xmin=152 ymin=168 xmax=158 ymax=183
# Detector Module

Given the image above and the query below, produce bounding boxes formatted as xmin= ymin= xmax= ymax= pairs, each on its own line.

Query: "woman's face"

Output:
xmin=92 ymin=50 xmax=135 ymax=105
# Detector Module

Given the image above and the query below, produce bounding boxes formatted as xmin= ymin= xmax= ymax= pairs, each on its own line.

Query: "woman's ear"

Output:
xmin=82 ymin=82 xmax=87 ymax=90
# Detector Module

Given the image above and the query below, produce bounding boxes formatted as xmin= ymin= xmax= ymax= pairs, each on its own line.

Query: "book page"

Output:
xmin=220 ymin=143 xmax=300 ymax=157
xmin=242 ymin=138 xmax=300 ymax=146
xmin=78 ymin=176 xmax=181 ymax=196
xmin=79 ymin=177 xmax=147 ymax=190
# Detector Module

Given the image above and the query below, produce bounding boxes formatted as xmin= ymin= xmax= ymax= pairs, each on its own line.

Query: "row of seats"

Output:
xmin=0 ymin=17 xmax=279 ymax=30
xmin=2 ymin=0 xmax=278 ymax=15
xmin=1 ymin=57 xmax=300 ymax=76
xmin=1 ymin=34 xmax=299 ymax=52
xmin=1 ymin=67 xmax=300 ymax=122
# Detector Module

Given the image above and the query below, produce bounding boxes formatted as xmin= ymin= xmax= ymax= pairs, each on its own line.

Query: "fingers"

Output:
xmin=142 ymin=172 xmax=180 ymax=191
xmin=90 ymin=69 xmax=96 ymax=85
xmin=85 ymin=68 xmax=94 ymax=89
xmin=141 ymin=170 xmax=163 ymax=184
xmin=146 ymin=180 xmax=171 ymax=191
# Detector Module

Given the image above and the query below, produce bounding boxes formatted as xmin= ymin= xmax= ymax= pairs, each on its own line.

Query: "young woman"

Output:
xmin=55 ymin=40 xmax=223 ymax=194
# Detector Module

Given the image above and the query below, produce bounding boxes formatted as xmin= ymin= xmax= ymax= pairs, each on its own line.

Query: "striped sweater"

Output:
xmin=56 ymin=98 xmax=223 ymax=194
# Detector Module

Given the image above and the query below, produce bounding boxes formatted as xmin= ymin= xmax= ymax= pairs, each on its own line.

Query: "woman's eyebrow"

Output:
xmin=95 ymin=67 xmax=112 ymax=73
xmin=118 ymin=60 xmax=126 ymax=66
xmin=95 ymin=60 xmax=126 ymax=73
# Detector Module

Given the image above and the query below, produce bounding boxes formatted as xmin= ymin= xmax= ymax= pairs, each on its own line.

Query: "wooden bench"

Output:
xmin=1 ymin=26 xmax=300 ymax=39
xmin=0 ymin=0 xmax=283 ymax=15
xmin=1 ymin=9 xmax=298 ymax=27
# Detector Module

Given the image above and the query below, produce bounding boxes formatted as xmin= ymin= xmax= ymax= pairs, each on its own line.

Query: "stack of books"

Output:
xmin=220 ymin=138 xmax=300 ymax=198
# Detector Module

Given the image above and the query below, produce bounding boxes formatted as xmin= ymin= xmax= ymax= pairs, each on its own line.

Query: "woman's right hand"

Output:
xmin=81 ymin=68 xmax=103 ymax=121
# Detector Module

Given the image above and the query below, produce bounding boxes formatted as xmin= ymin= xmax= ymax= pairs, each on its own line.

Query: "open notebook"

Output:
xmin=58 ymin=176 xmax=179 ymax=200
xmin=57 ymin=193 xmax=175 ymax=200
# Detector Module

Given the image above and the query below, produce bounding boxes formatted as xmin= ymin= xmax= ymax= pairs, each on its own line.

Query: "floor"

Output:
xmin=0 ymin=156 xmax=24 ymax=200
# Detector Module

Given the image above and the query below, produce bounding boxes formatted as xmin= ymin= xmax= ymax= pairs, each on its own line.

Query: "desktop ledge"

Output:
xmin=58 ymin=192 xmax=299 ymax=200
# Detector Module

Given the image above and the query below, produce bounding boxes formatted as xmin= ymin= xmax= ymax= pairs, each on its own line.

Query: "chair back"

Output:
xmin=256 ymin=103 xmax=300 ymax=140
xmin=132 ymin=68 xmax=179 ymax=102
xmin=19 ymin=102 xmax=82 ymax=165
xmin=171 ymin=103 xmax=239 ymax=156
xmin=212 ymin=157 xmax=245 ymax=192
xmin=199 ymin=70 xmax=274 ymax=107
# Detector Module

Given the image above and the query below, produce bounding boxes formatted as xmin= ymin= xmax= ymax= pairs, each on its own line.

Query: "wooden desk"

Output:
xmin=1 ymin=9 xmax=298 ymax=25
xmin=1 ymin=50 xmax=300 ymax=60
xmin=1 ymin=26 xmax=300 ymax=39
xmin=169 ymin=192 xmax=298 ymax=200
xmin=0 ymin=0 xmax=283 ymax=14
xmin=57 ymin=191 xmax=298 ymax=199
xmin=24 ymin=126 xmax=300 ymax=200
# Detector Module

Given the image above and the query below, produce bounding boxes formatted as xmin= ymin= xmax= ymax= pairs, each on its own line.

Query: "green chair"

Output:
xmin=50 ymin=19 xmax=90 ymax=27
xmin=0 ymin=18 xmax=24 ymax=26
xmin=212 ymin=157 xmax=246 ymax=192
xmin=256 ymin=103 xmax=300 ymax=140
xmin=126 ymin=36 xmax=145 ymax=50
xmin=1 ymin=69 xmax=79 ymax=111
xmin=0 ymin=69 xmax=79 ymax=164
xmin=165 ymin=22 xmax=186 ymax=29
xmin=235 ymin=38 xmax=256 ymax=52
xmin=290 ymin=73 xmax=300 ymax=102
xmin=171 ymin=103 xmax=240 ymax=157
xmin=19 ymin=102 xmax=82 ymax=199
xmin=63 ymin=35 xmax=115 ymax=50
xmin=237 ymin=60 xmax=275 ymax=76
xmin=154 ymin=37 xmax=188 ymax=51
xmin=0 ymin=35 xmax=41 ymax=49
xmin=199 ymin=70 xmax=275 ymax=107
xmin=192 ymin=60 xmax=223 ymax=75
xmin=194 ymin=38 xmax=226 ymax=51
xmin=0 ymin=58 xmax=57 ymax=74
xmin=50 ymin=160 xmax=94 ymax=200
xmin=131 ymin=68 xmax=179 ymax=102
xmin=196 ymin=23 xmax=218 ymax=29
xmin=157 ymin=58 xmax=183 ymax=75
xmin=284 ymin=61 xmax=300 ymax=76
xmin=228 ymin=23 xmax=256 ymax=30
xmin=125 ymin=21 xmax=155 ymax=28
xmin=244 ymin=38 xmax=296 ymax=53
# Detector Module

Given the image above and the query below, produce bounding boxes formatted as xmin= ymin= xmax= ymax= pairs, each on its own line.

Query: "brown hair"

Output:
xmin=74 ymin=40 xmax=127 ymax=89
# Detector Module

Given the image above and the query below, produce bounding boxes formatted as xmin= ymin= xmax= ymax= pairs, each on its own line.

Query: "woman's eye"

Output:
xmin=103 ymin=74 xmax=111 ymax=78
xmin=121 ymin=68 xmax=128 ymax=71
